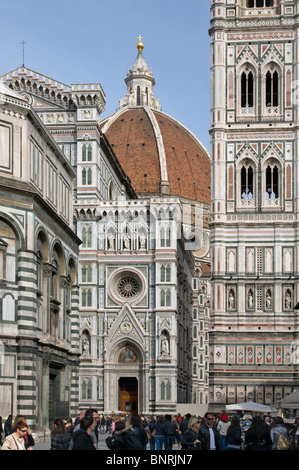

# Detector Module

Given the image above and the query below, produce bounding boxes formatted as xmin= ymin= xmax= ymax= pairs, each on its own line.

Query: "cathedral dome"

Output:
xmin=101 ymin=107 xmax=210 ymax=203
xmin=100 ymin=40 xmax=210 ymax=204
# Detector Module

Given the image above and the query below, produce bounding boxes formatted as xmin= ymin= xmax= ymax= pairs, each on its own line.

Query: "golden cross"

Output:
xmin=137 ymin=35 xmax=143 ymax=42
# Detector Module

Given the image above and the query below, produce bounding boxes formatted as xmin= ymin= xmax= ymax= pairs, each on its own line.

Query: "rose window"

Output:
xmin=116 ymin=276 xmax=140 ymax=299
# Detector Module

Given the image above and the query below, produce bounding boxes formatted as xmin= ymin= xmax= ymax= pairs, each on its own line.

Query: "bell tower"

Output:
xmin=209 ymin=0 xmax=299 ymax=410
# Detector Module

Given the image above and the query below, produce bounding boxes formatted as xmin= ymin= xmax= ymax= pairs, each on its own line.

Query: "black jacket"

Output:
xmin=197 ymin=424 xmax=221 ymax=450
xmin=115 ymin=425 xmax=148 ymax=450
xmin=226 ymin=426 xmax=243 ymax=446
xmin=245 ymin=426 xmax=272 ymax=450
xmin=164 ymin=420 xmax=178 ymax=437
xmin=72 ymin=429 xmax=96 ymax=451
xmin=50 ymin=431 xmax=72 ymax=450
xmin=179 ymin=418 xmax=190 ymax=435
xmin=181 ymin=429 xmax=199 ymax=450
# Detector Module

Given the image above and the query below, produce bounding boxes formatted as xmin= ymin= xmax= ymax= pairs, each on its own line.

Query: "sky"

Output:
xmin=0 ymin=0 xmax=211 ymax=150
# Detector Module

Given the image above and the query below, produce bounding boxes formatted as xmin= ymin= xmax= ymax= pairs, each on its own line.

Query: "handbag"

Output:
xmin=277 ymin=434 xmax=291 ymax=451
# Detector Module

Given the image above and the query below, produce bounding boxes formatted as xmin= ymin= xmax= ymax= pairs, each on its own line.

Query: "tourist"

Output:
xmin=270 ymin=416 xmax=289 ymax=450
xmin=179 ymin=413 xmax=191 ymax=436
xmin=22 ymin=422 xmax=35 ymax=450
xmin=154 ymin=415 xmax=166 ymax=450
xmin=100 ymin=415 xmax=106 ymax=434
xmin=50 ymin=418 xmax=72 ymax=450
xmin=164 ymin=414 xmax=179 ymax=450
xmin=84 ymin=408 xmax=100 ymax=446
xmin=74 ymin=410 xmax=85 ymax=427
xmin=217 ymin=411 xmax=231 ymax=450
xmin=72 ymin=417 xmax=96 ymax=450
xmin=118 ymin=414 xmax=148 ymax=450
xmin=1 ymin=416 xmax=28 ymax=450
xmin=105 ymin=421 xmax=126 ymax=450
xmin=147 ymin=416 xmax=156 ymax=450
xmin=181 ymin=417 xmax=201 ymax=450
xmin=226 ymin=416 xmax=243 ymax=450
xmin=197 ymin=412 xmax=221 ymax=450
xmin=69 ymin=408 xmax=99 ymax=449
xmin=4 ymin=415 xmax=13 ymax=437
xmin=289 ymin=415 xmax=299 ymax=450
xmin=245 ymin=415 xmax=272 ymax=450
xmin=64 ymin=417 xmax=75 ymax=437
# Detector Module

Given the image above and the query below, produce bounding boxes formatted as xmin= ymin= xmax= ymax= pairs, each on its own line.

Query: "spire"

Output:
xmin=119 ymin=36 xmax=161 ymax=111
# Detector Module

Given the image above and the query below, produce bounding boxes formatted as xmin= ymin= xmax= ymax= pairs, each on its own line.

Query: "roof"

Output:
xmin=0 ymin=82 xmax=28 ymax=102
xmin=279 ymin=390 xmax=299 ymax=409
xmin=101 ymin=106 xmax=211 ymax=204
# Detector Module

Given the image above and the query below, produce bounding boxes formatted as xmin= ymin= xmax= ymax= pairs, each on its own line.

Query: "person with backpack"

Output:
xmin=164 ymin=414 xmax=179 ymax=450
xmin=270 ymin=416 xmax=290 ymax=450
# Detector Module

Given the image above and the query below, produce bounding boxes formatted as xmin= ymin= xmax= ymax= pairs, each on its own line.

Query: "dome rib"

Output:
xmin=143 ymin=106 xmax=169 ymax=194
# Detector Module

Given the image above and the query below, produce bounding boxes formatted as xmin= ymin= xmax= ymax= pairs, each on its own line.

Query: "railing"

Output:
xmin=239 ymin=197 xmax=255 ymax=208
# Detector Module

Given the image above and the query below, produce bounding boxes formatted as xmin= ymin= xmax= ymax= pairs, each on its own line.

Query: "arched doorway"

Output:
xmin=107 ymin=340 xmax=146 ymax=414
xmin=119 ymin=377 xmax=138 ymax=413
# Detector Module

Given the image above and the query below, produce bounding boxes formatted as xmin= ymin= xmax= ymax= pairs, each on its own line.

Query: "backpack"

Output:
xmin=277 ymin=434 xmax=291 ymax=451
xmin=105 ymin=433 xmax=125 ymax=451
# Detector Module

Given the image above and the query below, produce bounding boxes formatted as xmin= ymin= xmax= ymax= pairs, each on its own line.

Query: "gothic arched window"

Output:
xmin=266 ymin=70 xmax=279 ymax=107
xmin=265 ymin=163 xmax=279 ymax=204
xmin=240 ymin=162 xmax=255 ymax=207
xmin=82 ymin=145 xmax=86 ymax=162
xmin=241 ymin=70 xmax=254 ymax=108
xmin=87 ymin=168 xmax=92 ymax=185
xmin=82 ymin=168 xmax=86 ymax=185
xmin=87 ymin=144 xmax=92 ymax=161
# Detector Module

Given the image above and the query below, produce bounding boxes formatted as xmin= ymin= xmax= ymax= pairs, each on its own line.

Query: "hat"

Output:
xmin=220 ymin=414 xmax=229 ymax=422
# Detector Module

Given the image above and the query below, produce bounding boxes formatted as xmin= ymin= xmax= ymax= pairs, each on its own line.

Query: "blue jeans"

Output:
xmin=155 ymin=436 xmax=165 ymax=450
xmin=149 ymin=437 xmax=156 ymax=450
xmin=220 ymin=435 xmax=228 ymax=450
xmin=165 ymin=436 xmax=175 ymax=450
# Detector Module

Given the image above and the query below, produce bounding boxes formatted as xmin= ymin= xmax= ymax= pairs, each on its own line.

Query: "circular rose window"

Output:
xmin=117 ymin=276 xmax=140 ymax=299
xmin=108 ymin=269 xmax=145 ymax=304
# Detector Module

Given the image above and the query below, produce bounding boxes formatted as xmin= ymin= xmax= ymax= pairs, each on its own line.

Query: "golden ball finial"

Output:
xmin=137 ymin=35 xmax=144 ymax=52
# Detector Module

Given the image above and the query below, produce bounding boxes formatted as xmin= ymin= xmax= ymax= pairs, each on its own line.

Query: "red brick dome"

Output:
xmin=101 ymin=107 xmax=211 ymax=204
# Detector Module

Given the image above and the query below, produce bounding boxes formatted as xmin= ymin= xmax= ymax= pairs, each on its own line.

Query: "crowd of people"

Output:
xmin=1 ymin=409 xmax=299 ymax=450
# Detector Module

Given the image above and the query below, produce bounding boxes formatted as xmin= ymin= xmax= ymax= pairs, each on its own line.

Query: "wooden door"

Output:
xmin=119 ymin=378 xmax=138 ymax=414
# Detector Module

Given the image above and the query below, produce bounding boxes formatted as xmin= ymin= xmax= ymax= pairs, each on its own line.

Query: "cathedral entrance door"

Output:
xmin=119 ymin=378 xmax=138 ymax=414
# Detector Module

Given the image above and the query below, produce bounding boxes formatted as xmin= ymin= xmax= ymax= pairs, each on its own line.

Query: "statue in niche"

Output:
xmin=285 ymin=291 xmax=292 ymax=309
xmin=229 ymin=290 xmax=235 ymax=310
xmin=266 ymin=290 xmax=272 ymax=308
xmin=82 ymin=332 xmax=90 ymax=356
xmin=139 ymin=233 xmax=146 ymax=249
xmin=107 ymin=232 xmax=115 ymax=250
xmin=161 ymin=335 xmax=169 ymax=356
xmin=248 ymin=290 xmax=253 ymax=309
xmin=123 ymin=233 xmax=131 ymax=249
